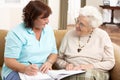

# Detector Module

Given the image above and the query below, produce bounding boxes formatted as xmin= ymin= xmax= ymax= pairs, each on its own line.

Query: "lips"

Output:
xmin=76 ymin=27 xmax=81 ymax=31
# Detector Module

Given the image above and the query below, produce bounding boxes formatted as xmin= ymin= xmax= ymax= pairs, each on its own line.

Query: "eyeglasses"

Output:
xmin=74 ymin=18 xmax=85 ymax=28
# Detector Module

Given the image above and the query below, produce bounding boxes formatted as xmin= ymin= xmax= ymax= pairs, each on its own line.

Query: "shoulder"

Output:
xmin=61 ymin=28 xmax=76 ymax=42
xmin=93 ymin=28 xmax=109 ymax=37
xmin=65 ymin=28 xmax=76 ymax=37
xmin=6 ymin=23 xmax=27 ymax=41
xmin=10 ymin=23 xmax=26 ymax=34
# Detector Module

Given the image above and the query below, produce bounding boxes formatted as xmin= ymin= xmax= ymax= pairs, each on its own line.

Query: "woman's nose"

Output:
xmin=45 ymin=18 xmax=49 ymax=24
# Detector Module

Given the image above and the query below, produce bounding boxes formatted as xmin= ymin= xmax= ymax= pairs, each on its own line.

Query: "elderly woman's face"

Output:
xmin=33 ymin=15 xmax=49 ymax=29
xmin=75 ymin=16 xmax=92 ymax=36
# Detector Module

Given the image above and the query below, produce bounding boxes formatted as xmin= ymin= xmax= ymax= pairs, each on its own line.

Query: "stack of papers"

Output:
xmin=19 ymin=69 xmax=85 ymax=80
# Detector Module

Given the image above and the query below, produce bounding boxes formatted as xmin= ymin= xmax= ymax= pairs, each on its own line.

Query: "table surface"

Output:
xmin=100 ymin=5 xmax=120 ymax=10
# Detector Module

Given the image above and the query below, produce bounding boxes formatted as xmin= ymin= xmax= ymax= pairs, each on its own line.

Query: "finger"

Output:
xmin=28 ymin=65 xmax=38 ymax=74
xmin=66 ymin=65 xmax=70 ymax=70
xmin=24 ymin=66 xmax=38 ymax=76
xmin=79 ymin=66 xmax=86 ymax=70
xmin=29 ymin=69 xmax=38 ymax=75
xmin=66 ymin=66 xmax=72 ymax=70
xmin=44 ymin=67 xmax=50 ymax=73
xmin=66 ymin=68 xmax=68 ymax=70
xmin=73 ymin=67 xmax=78 ymax=70
xmin=49 ymin=67 xmax=52 ymax=70
xmin=31 ymin=64 xmax=39 ymax=70
xmin=68 ymin=66 xmax=72 ymax=70
xmin=39 ymin=65 xmax=47 ymax=73
xmin=26 ymin=71 xmax=37 ymax=76
xmin=69 ymin=65 xmax=74 ymax=70
xmin=39 ymin=65 xmax=44 ymax=71
xmin=41 ymin=66 xmax=48 ymax=73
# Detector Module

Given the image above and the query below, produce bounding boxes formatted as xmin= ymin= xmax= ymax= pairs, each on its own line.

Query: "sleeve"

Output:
xmin=93 ymin=32 xmax=115 ymax=71
xmin=4 ymin=31 xmax=23 ymax=58
xmin=56 ymin=33 xmax=69 ymax=69
xmin=51 ymin=29 xmax=58 ymax=54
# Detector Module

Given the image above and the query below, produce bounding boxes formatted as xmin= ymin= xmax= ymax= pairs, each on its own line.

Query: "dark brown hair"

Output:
xmin=23 ymin=0 xmax=52 ymax=28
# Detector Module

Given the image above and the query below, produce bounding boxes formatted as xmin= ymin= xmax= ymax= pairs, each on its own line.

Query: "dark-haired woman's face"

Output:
xmin=33 ymin=15 xmax=49 ymax=29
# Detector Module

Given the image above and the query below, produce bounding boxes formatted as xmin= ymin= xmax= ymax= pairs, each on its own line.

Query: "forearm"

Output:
xmin=4 ymin=58 xmax=26 ymax=73
xmin=93 ymin=60 xmax=115 ymax=71
xmin=47 ymin=54 xmax=58 ymax=65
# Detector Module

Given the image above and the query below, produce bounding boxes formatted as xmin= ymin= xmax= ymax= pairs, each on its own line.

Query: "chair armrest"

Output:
xmin=110 ymin=43 xmax=120 ymax=80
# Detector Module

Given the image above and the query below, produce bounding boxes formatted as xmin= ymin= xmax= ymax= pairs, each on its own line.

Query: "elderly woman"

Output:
xmin=56 ymin=6 xmax=115 ymax=80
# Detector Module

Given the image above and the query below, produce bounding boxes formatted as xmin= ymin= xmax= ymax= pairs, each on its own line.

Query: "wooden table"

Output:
xmin=100 ymin=5 xmax=120 ymax=26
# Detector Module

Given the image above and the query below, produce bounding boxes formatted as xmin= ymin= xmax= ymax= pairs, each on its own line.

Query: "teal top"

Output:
xmin=1 ymin=23 xmax=57 ymax=78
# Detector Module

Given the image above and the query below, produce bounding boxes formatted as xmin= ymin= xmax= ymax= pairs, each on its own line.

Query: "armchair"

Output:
xmin=0 ymin=29 xmax=120 ymax=80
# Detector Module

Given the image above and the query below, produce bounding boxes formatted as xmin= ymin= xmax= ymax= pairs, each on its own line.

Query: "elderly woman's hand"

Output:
xmin=77 ymin=64 xmax=94 ymax=70
xmin=72 ymin=64 xmax=94 ymax=70
xmin=65 ymin=63 xmax=74 ymax=70
xmin=39 ymin=61 xmax=52 ymax=73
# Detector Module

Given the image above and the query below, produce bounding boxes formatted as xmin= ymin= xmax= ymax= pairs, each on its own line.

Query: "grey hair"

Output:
xmin=79 ymin=6 xmax=103 ymax=28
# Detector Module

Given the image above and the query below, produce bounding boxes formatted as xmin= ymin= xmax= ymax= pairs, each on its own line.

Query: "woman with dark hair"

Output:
xmin=1 ymin=1 xmax=57 ymax=80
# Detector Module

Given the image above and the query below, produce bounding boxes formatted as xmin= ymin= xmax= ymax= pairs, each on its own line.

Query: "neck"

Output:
xmin=33 ymin=27 xmax=42 ymax=32
xmin=79 ymin=29 xmax=93 ymax=37
xmin=77 ymin=29 xmax=93 ymax=53
xmin=33 ymin=27 xmax=42 ymax=41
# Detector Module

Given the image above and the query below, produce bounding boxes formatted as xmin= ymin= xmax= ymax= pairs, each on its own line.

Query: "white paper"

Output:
xmin=19 ymin=69 xmax=85 ymax=80
xmin=110 ymin=0 xmax=118 ymax=6
xmin=19 ymin=72 xmax=53 ymax=80
xmin=47 ymin=70 xmax=85 ymax=80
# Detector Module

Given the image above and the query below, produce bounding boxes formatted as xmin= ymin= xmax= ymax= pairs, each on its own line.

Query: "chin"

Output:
xmin=42 ymin=24 xmax=46 ymax=27
xmin=76 ymin=31 xmax=86 ymax=36
xmin=75 ymin=31 xmax=81 ymax=36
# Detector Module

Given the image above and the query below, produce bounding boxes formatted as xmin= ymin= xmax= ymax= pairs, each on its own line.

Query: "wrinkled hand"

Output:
xmin=39 ymin=61 xmax=52 ymax=73
xmin=73 ymin=66 xmax=81 ymax=70
xmin=65 ymin=63 xmax=74 ymax=70
xmin=74 ymin=64 xmax=94 ymax=70
xmin=24 ymin=64 xmax=39 ymax=76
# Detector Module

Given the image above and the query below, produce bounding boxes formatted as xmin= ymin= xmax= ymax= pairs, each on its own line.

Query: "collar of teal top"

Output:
xmin=26 ymin=27 xmax=46 ymax=34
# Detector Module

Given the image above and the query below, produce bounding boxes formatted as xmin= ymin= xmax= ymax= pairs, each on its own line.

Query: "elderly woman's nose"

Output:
xmin=76 ymin=26 xmax=81 ymax=31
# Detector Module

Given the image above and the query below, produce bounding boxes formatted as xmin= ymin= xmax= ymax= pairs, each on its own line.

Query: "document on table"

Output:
xmin=19 ymin=69 xmax=85 ymax=80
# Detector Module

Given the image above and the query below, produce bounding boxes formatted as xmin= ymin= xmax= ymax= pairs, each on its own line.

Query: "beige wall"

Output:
xmin=86 ymin=0 xmax=103 ymax=9
xmin=48 ymin=0 xmax=60 ymax=30
xmin=0 ymin=0 xmax=60 ymax=30
xmin=0 ymin=5 xmax=23 ymax=30
xmin=0 ymin=0 xmax=103 ymax=30
xmin=86 ymin=0 xmax=104 ymax=13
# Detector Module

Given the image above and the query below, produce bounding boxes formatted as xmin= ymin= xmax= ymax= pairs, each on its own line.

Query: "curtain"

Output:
xmin=67 ymin=0 xmax=81 ymax=25
xmin=59 ymin=0 xmax=86 ymax=29
xmin=59 ymin=0 xmax=68 ymax=29
xmin=81 ymin=0 xmax=86 ymax=7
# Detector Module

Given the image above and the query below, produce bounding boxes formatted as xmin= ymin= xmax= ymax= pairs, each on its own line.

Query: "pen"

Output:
xmin=93 ymin=76 xmax=96 ymax=80
xmin=28 ymin=61 xmax=32 ymax=65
